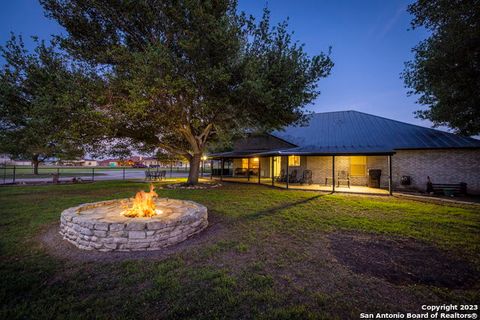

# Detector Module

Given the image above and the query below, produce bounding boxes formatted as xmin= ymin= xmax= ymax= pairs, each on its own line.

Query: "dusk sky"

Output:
xmin=0 ymin=0 xmax=433 ymax=128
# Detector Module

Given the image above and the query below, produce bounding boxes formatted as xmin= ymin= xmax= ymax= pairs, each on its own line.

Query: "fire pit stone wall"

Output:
xmin=60 ymin=198 xmax=208 ymax=251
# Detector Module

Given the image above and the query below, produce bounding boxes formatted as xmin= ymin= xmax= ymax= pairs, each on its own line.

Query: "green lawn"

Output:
xmin=0 ymin=181 xmax=479 ymax=319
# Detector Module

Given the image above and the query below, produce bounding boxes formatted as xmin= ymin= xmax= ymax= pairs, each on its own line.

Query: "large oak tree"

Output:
xmin=403 ymin=0 xmax=480 ymax=135
xmin=0 ymin=35 xmax=104 ymax=174
xmin=41 ymin=0 xmax=333 ymax=183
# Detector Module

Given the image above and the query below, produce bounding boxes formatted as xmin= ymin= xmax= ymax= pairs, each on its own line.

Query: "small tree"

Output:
xmin=0 ymin=35 xmax=103 ymax=174
xmin=403 ymin=0 xmax=480 ymax=135
xmin=41 ymin=0 xmax=333 ymax=183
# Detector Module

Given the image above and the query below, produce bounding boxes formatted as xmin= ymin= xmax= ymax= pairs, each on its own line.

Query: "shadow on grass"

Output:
xmin=244 ymin=194 xmax=327 ymax=220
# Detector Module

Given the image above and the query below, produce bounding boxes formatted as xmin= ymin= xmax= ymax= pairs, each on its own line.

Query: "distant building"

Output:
xmin=12 ymin=160 xmax=32 ymax=166
xmin=57 ymin=160 xmax=84 ymax=166
xmin=82 ymin=159 xmax=98 ymax=167
xmin=98 ymin=159 xmax=120 ymax=167
xmin=140 ymin=157 xmax=160 ymax=167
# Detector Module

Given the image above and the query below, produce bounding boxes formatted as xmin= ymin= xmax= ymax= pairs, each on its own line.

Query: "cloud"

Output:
xmin=374 ymin=4 xmax=406 ymax=41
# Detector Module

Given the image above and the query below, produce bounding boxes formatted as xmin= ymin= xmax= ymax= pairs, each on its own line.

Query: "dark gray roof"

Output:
xmin=208 ymin=150 xmax=262 ymax=158
xmin=267 ymin=110 xmax=480 ymax=155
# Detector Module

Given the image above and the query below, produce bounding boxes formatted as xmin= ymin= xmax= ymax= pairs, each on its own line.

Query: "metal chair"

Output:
xmin=299 ymin=170 xmax=313 ymax=185
xmin=337 ymin=170 xmax=350 ymax=188
xmin=160 ymin=170 xmax=167 ymax=180
xmin=288 ymin=169 xmax=298 ymax=183
xmin=145 ymin=170 xmax=152 ymax=181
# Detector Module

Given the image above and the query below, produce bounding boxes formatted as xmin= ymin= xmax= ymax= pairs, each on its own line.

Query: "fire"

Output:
xmin=122 ymin=184 xmax=160 ymax=218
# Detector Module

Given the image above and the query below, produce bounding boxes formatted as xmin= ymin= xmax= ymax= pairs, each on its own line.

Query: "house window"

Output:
xmin=241 ymin=158 xmax=259 ymax=169
xmin=350 ymin=156 xmax=366 ymax=176
xmin=251 ymin=157 xmax=259 ymax=169
xmin=288 ymin=155 xmax=300 ymax=167
xmin=241 ymin=158 xmax=248 ymax=169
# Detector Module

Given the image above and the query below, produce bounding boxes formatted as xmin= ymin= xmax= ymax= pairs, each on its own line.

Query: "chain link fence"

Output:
xmin=0 ymin=165 xmax=211 ymax=185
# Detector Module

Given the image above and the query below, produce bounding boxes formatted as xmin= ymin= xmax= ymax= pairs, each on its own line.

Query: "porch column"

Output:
xmin=247 ymin=158 xmax=250 ymax=181
xmin=210 ymin=160 xmax=213 ymax=180
xmin=332 ymin=155 xmax=335 ymax=193
xmin=258 ymin=157 xmax=261 ymax=184
xmin=286 ymin=156 xmax=289 ymax=189
xmin=271 ymin=157 xmax=274 ymax=186
xmin=220 ymin=158 xmax=224 ymax=182
xmin=388 ymin=155 xmax=393 ymax=195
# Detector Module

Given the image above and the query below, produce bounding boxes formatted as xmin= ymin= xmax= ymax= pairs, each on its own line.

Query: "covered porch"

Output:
xmin=209 ymin=153 xmax=393 ymax=195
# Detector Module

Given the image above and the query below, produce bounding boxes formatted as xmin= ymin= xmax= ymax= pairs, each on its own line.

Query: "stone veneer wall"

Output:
xmin=391 ymin=149 xmax=480 ymax=194
xmin=60 ymin=199 xmax=208 ymax=251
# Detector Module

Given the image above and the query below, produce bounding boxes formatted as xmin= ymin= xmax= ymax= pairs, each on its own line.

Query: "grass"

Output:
xmin=0 ymin=180 xmax=479 ymax=319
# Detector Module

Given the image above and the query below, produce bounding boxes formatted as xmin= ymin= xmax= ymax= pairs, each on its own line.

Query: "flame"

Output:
xmin=122 ymin=184 xmax=159 ymax=218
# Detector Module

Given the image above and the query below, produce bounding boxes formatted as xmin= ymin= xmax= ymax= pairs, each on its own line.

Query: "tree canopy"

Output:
xmin=40 ymin=0 xmax=333 ymax=183
xmin=0 ymin=35 xmax=104 ymax=173
xmin=403 ymin=0 xmax=480 ymax=136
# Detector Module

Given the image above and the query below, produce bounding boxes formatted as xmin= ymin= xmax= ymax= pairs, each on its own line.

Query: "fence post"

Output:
xmin=170 ymin=161 xmax=173 ymax=178
xmin=12 ymin=165 xmax=16 ymax=184
xmin=3 ymin=165 xmax=6 ymax=184
xmin=92 ymin=168 xmax=95 ymax=182
xmin=57 ymin=167 xmax=60 ymax=179
xmin=123 ymin=167 xmax=126 ymax=180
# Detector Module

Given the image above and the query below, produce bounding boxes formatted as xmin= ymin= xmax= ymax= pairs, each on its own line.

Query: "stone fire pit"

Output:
xmin=60 ymin=198 xmax=208 ymax=251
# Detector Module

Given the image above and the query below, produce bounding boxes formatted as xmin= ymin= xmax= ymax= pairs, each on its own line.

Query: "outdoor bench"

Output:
xmin=430 ymin=183 xmax=467 ymax=196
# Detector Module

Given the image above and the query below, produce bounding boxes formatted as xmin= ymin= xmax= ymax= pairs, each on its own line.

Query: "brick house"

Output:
xmin=209 ymin=111 xmax=480 ymax=194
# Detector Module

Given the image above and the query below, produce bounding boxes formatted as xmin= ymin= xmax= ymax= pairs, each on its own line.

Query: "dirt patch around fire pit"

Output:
xmin=38 ymin=212 xmax=229 ymax=262
xmin=328 ymin=232 xmax=478 ymax=289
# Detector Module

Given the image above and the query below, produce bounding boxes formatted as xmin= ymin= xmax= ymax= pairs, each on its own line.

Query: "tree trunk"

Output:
xmin=187 ymin=153 xmax=202 ymax=184
xmin=32 ymin=155 xmax=40 ymax=175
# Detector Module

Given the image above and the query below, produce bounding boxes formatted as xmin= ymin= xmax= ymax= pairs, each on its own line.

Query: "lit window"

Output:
xmin=350 ymin=156 xmax=366 ymax=176
xmin=241 ymin=158 xmax=259 ymax=169
xmin=251 ymin=157 xmax=259 ymax=169
xmin=288 ymin=155 xmax=300 ymax=167
xmin=241 ymin=158 xmax=248 ymax=169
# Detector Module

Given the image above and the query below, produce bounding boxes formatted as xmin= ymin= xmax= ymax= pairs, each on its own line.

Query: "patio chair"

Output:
xmin=145 ymin=170 xmax=152 ymax=181
xmin=288 ymin=169 xmax=298 ymax=183
xmin=325 ymin=176 xmax=332 ymax=186
xmin=160 ymin=170 xmax=167 ymax=180
xmin=234 ymin=168 xmax=246 ymax=176
xmin=299 ymin=170 xmax=313 ymax=185
xmin=337 ymin=170 xmax=350 ymax=188
xmin=151 ymin=171 xmax=160 ymax=180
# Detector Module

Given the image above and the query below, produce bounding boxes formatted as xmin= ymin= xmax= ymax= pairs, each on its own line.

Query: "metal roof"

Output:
xmin=266 ymin=110 xmax=480 ymax=155
xmin=209 ymin=148 xmax=289 ymax=158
